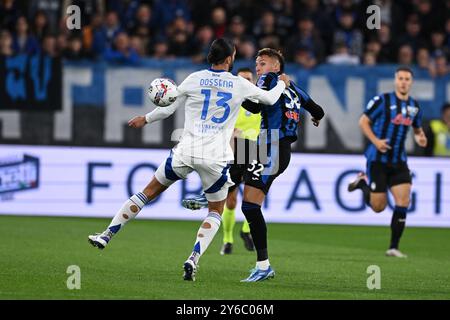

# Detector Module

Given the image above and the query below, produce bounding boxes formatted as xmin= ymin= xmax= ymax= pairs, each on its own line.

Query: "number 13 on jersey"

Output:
xmin=200 ymin=89 xmax=232 ymax=123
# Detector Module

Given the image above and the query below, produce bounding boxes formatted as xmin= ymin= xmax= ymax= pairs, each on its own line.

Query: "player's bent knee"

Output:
xmin=371 ymin=202 xmax=387 ymax=213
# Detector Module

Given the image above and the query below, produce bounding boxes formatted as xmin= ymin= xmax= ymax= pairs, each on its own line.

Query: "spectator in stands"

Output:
xmin=63 ymin=35 xmax=87 ymax=60
xmin=81 ymin=13 xmax=103 ymax=55
xmin=210 ymin=7 xmax=227 ymax=39
xmin=28 ymin=0 xmax=62 ymax=33
xmin=377 ymin=23 xmax=396 ymax=63
xmin=103 ymin=31 xmax=139 ymax=65
xmin=424 ymin=103 xmax=450 ymax=157
xmin=128 ymin=4 xmax=153 ymax=38
xmin=416 ymin=47 xmax=432 ymax=72
xmin=130 ymin=34 xmax=146 ymax=57
xmin=293 ymin=0 xmax=333 ymax=54
xmin=236 ymin=37 xmax=256 ymax=60
xmin=294 ymin=44 xmax=318 ymax=69
xmin=0 ymin=0 xmax=21 ymax=31
xmin=151 ymin=37 xmax=169 ymax=59
xmin=397 ymin=44 xmax=414 ymax=65
xmin=363 ymin=51 xmax=377 ymax=66
xmin=253 ymin=11 xmax=280 ymax=49
xmin=225 ymin=15 xmax=247 ymax=47
xmin=12 ymin=16 xmax=39 ymax=55
xmin=92 ymin=11 xmax=122 ymax=56
xmin=152 ymin=0 xmax=191 ymax=36
xmin=364 ymin=38 xmax=381 ymax=63
xmin=286 ymin=15 xmax=325 ymax=64
xmin=430 ymin=53 xmax=449 ymax=77
xmin=0 ymin=29 xmax=14 ymax=56
xmin=327 ymin=41 xmax=359 ymax=65
xmin=397 ymin=14 xmax=426 ymax=53
xmin=191 ymin=25 xmax=213 ymax=63
xmin=56 ymin=33 xmax=68 ymax=55
xmin=333 ymin=9 xmax=363 ymax=57
xmin=31 ymin=10 xmax=49 ymax=42
xmin=429 ymin=29 xmax=448 ymax=58
xmin=41 ymin=33 xmax=57 ymax=57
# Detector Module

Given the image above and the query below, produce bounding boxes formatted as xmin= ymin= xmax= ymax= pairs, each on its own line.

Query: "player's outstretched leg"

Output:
xmin=240 ymin=200 xmax=274 ymax=282
xmin=88 ymin=177 xmax=166 ymax=249
xmin=88 ymin=192 xmax=148 ymax=249
xmin=184 ymin=211 xmax=222 ymax=281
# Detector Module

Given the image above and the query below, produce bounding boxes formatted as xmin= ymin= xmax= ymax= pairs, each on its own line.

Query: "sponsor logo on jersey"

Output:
xmin=391 ymin=114 xmax=413 ymax=126
xmin=285 ymin=110 xmax=300 ymax=122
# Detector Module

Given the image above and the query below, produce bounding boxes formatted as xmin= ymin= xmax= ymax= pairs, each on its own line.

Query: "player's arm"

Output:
xmin=292 ymin=82 xmax=325 ymax=126
xmin=129 ymin=76 xmax=191 ymax=128
xmin=128 ymin=95 xmax=186 ymax=128
xmin=413 ymin=127 xmax=427 ymax=147
xmin=241 ymin=99 xmax=261 ymax=114
xmin=412 ymin=107 xmax=427 ymax=147
xmin=242 ymin=73 xmax=288 ymax=106
xmin=360 ymin=95 xmax=391 ymax=153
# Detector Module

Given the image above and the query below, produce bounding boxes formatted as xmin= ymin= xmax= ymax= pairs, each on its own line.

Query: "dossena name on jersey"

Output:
xmin=199 ymin=78 xmax=234 ymax=88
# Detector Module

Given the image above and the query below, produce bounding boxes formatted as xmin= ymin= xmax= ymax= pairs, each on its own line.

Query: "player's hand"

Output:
xmin=279 ymin=73 xmax=290 ymax=87
xmin=375 ymin=139 xmax=391 ymax=153
xmin=232 ymin=128 xmax=243 ymax=139
xmin=128 ymin=116 xmax=147 ymax=128
xmin=311 ymin=118 xmax=320 ymax=127
xmin=414 ymin=131 xmax=428 ymax=147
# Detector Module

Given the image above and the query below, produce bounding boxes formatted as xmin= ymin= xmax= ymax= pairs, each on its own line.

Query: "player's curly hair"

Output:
xmin=256 ymin=48 xmax=285 ymax=73
xmin=207 ymin=38 xmax=235 ymax=65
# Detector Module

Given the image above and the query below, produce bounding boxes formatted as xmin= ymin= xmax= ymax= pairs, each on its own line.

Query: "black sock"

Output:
xmin=390 ymin=206 xmax=407 ymax=249
xmin=241 ymin=201 xmax=267 ymax=261
xmin=357 ymin=179 xmax=371 ymax=206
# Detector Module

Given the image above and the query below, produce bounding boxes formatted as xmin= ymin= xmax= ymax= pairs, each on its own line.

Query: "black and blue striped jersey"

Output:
xmin=243 ymin=72 xmax=324 ymax=144
xmin=364 ymin=92 xmax=423 ymax=164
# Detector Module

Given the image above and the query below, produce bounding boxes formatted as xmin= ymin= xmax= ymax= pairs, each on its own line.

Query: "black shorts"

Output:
xmin=243 ymin=138 xmax=292 ymax=194
xmin=367 ymin=161 xmax=412 ymax=193
xmin=228 ymin=137 xmax=257 ymax=192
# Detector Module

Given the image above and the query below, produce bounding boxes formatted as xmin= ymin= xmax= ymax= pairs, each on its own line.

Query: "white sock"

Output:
xmin=256 ymin=259 xmax=270 ymax=270
xmin=188 ymin=212 xmax=222 ymax=264
xmin=105 ymin=192 xmax=148 ymax=235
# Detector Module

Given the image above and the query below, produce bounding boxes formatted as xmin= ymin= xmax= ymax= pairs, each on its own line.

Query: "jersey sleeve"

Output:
xmin=413 ymin=104 xmax=423 ymax=128
xmin=176 ymin=74 xmax=193 ymax=96
xmin=240 ymin=73 xmax=285 ymax=106
xmin=364 ymin=95 xmax=384 ymax=121
xmin=291 ymin=81 xmax=325 ymax=120
xmin=145 ymin=95 xmax=186 ymax=124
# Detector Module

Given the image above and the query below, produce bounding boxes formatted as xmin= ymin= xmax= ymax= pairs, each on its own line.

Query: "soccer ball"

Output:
xmin=147 ymin=78 xmax=178 ymax=107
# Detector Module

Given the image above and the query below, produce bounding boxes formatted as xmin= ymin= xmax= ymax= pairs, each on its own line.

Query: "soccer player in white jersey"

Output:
xmin=87 ymin=38 xmax=290 ymax=281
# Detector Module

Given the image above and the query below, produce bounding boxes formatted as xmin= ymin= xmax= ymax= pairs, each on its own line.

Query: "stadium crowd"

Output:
xmin=0 ymin=0 xmax=449 ymax=76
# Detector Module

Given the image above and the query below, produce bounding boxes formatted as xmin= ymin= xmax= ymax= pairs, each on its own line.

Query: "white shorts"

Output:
xmin=155 ymin=151 xmax=234 ymax=202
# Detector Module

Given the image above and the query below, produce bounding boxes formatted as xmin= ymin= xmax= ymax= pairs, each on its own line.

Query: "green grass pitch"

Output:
xmin=0 ymin=215 xmax=449 ymax=299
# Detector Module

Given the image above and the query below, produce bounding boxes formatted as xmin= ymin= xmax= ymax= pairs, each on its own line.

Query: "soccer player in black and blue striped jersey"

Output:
xmin=348 ymin=66 xmax=428 ymax=258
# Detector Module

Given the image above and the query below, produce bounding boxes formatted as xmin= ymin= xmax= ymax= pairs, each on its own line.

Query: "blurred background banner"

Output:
xmin=1 ymin=144 xmax=448 ymax=227
xmin=1 ymin=61 xmax=449 ymax=154
xmin=0 ymin=54 xmax=62 ymax=110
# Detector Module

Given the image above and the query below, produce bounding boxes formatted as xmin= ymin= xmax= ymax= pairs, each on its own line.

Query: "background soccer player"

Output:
xmin=87 ymin=38 xmax=290 ymax=281
xmin=348 ymin=66 xmax=428 ymax=258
